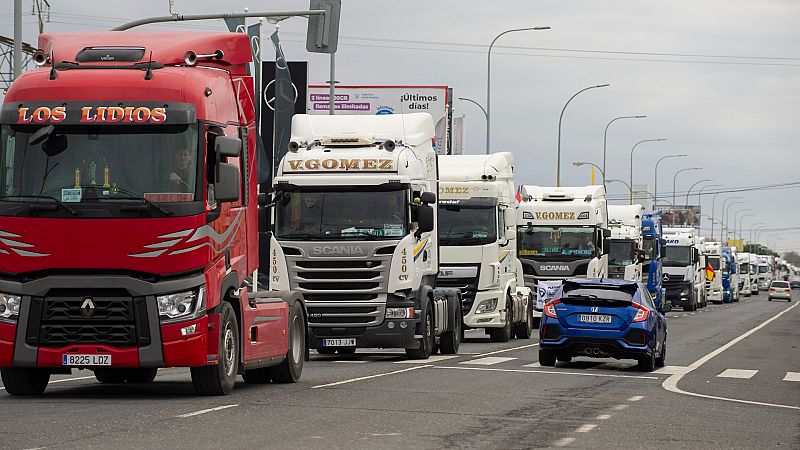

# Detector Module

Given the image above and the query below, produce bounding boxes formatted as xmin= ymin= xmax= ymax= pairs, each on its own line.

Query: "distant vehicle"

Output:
xmin=538 ymin=278 xmax=669 ymax=372
xmin=790 ymin=280 xmax=800 ymax=290
xmin=768 ymin=281 xmax=792 ymax=302
xmin=737 ymin=252 xmax=752 ymax=297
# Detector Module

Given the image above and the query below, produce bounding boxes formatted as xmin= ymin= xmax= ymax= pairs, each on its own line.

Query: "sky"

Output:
xmin=2 ymin=0 xmax=799 ymax=254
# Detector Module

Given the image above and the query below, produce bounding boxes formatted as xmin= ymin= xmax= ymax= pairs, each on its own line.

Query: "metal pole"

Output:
xmin=458 ymin=98 xmax=488 ymax=153
xmin=13 ymin=0 xmax=22 ymax=78
xmin=486 ymin=26 xmax=550 ymax=155
xmin=720 ymin=197 xmax=743 ymax=242
xmin=724 ymin=201 xmax=745 ymax=243
xmin=653 ymin=154 xmax=686 ymax=206
xmin=603 ymin=115 xmax=645 ymax=188
xmin=685 ymin=178 xmax=711 ymax=208
xmin=606 ymin=179 xmax=632 ymax=199
xmin=572 ymin=161 xmax=605 ymax=182
xmin=737 ymin=213 xmax=755 ymax=249
xmin=672 ymin=167 xmax=701 ymax=208
xmin=697 ymin=184 xmax=722 ymax=208
xmin=629 ymin=138 xmax=666 ymax=204
xmin=749 ymin=223 xmax=765 ymax=252
xmin=557 ymin=83 xmax=610 ymax=186
xmin=112 ymin=10 xmax=327 ymax=30
xmin=329 ymin=53 xmax=335 ymax=115
xmin=731 ymin=208 xmax=751 ymax=244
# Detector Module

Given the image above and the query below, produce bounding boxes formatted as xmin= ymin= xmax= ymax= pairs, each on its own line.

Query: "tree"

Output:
xmin=783 ymin=251 xmax=800 ymax=266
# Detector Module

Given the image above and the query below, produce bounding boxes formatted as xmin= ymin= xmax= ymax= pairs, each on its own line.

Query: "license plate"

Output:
xmin=62 ymin=354 xmax=112 ymax=366
xmin=322 ymin=338 xmax=356 ymax=347
xmin=579 ymin=314 xmax=612 ymax=324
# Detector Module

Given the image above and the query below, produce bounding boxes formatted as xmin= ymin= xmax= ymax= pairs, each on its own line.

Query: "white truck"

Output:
xmin=436 ymin=153 xmax=535 ymax=342
xmin=757 ymin=255 xmax=772 ymax=291
xmin=737 ymin=252 xmax=752 ymax=297
xmin=663 ymin=227 xmax=705 ymax=311
xmin=517 ymin=185 xmax=610 ymax=311
xmin=607 ymin=204 xmax=645 ymax=281
xmin=270 ymin=113 xmax=462 ymax=359
xmin=702 ymin=241 xmax=724 ymax=303
xmin=748 ymin=253 xmax=760 ymax=295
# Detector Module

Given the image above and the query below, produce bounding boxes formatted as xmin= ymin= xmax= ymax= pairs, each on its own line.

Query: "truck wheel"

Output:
xmin=489 ymin=296 xmax=512 ymax=343
xmin=191 ymin=302 xmax=239 ymax=395
xmin=123 ymin=369 xmax=158 ymax=384
xmin=539 ymin=349 xmax=557 ymax=367
xmin=270 ymin=302 xmax=306 ymax=383
xmin=439 ymin=313 xmax=461 ymax=355
xmin=513 ymin=299 xmax=534 ymax=339
xmin=94 ymin=369 xmax=127 ymax=384
xmin=0 ymin=368 xmax=50 ymax=395
xmin=406 ymin=303 xmax=433 ymax=360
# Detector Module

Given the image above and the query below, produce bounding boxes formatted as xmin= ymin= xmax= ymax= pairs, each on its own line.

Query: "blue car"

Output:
xmin=538 ymin=278 xmax=670 ymax=372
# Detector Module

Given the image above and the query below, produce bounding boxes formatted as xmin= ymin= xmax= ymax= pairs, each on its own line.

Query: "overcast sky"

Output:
xmin=3 ymin=0 xmax=799 ymax=254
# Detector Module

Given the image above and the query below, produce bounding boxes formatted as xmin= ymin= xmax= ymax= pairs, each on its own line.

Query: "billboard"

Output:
xmin=656 ymin=205 xmax=701 ymax=227
xmin=307 ymin=85 xmax=452 ymax=154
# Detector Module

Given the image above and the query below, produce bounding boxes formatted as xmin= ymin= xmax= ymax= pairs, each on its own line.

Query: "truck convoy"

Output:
xmin=738 ymin=252 xmax=752 ymax=297
xmin=721 ymin=246 xmax=739 ymax=303
xmin=270 ymin=113 xmax=462 ymax=359
xmin=0 ymin=31 xmax=308 ymax=395
xmin=437 ymin=153 xmax=534 ymax=342
xmin=702 ymin=241 xmax=724 ymax=304
xmin=641 ymin=211 xmax=666 ymax=308
xmin=662 ymin=227 xmax=705 ymax=311
xmin=757 ymin=255 xmax=772 ymax=291
xmin=607 ymin=204 xmax=645 ymax=282
xmin=749 ymin=254 xmax=760 ymax=295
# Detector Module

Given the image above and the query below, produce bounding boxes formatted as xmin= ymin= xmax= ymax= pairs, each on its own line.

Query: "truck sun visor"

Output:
xmin=75 ymin=46 xmax=146 ymax=63
xmin=2 ymin=102 xmax=196 ymax=125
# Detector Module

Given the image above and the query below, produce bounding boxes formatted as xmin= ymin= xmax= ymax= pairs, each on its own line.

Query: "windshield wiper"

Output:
xmin=113 ymin=196 xmax=174 ymax=217
xmin=0 ymin=195 xmax=80 ymax=216
xmin=279 ymin=232 xmax=320 ymax=240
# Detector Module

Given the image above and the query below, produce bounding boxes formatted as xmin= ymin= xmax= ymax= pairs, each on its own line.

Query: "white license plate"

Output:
xmin=579 ymin=314 xmax=612 ymax=324
xmin=322 ymin=338 xmax=356 ymax=347
xmin=62 ymin=354 xmax=112 ymax=366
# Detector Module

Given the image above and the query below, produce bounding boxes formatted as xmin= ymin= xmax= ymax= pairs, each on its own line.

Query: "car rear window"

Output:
xmin=771 ymin=281 xmax=789 ymax=288
xmin=561 ymin=287 xmax=635 ymax=303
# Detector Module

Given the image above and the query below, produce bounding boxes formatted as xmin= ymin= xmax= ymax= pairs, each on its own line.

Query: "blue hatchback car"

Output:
xmin=538 ymin=278 xmax=669 ymax=372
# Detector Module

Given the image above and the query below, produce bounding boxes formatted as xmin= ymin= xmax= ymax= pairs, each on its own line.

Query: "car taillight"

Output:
xmin=769 ymin=288 xmax=775 ymax=292
xmin=544 ymin=299 xmax=560 ymax=318
xmin=632 ymin=303 xmax=649 ymax=322
xmin=785 ymin=289 xmax=791 ymax=293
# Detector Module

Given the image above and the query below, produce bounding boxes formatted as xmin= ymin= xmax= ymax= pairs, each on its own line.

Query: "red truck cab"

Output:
xmin=0 ymin=31 xmax=305 ymax=395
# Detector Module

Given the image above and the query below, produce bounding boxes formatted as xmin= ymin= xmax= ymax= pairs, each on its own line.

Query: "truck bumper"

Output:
xmin=309 ymin=318 xmax=417 ymax=349
xmin=463 ymin=289 xmax=505 ymax=329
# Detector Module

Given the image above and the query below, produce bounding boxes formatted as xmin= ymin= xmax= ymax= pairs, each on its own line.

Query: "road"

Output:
xmin=2 ymin=292 xmax=798 ymax=449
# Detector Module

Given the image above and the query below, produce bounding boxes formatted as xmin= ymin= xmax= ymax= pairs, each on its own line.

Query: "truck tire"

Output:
xmin=406 ymin=302 xmax=433 ymax=360
xmin=513 ymin=299 xmax=534 ymax=339
xmin=439 ymin=312 xmax=461 ymax=355
xmin=539 ymin=349 xmax=557 ymax=367
xmin=489 ymin=295 xmax=512 ymax=343
xmin=270 ymin=301 xmax=306 ymax=383
xmin=0 ymin=367 xmax=50 ymax=395
xmin=191 ymin=302 xmax=239 ymax=395
xmin=94 ymin=369 xmax=127 ymax=384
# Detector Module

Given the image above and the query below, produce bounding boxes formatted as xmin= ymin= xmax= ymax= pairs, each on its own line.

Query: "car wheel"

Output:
xmin=539 ymin=349 xmax=557 ymax=367
xmin=638 ymin=352 xmax=656 ymax=372
xmin=556 ymin=355 xmax=572 ymax=363
xmin=655 ymin=344 xmax=666 ymax=368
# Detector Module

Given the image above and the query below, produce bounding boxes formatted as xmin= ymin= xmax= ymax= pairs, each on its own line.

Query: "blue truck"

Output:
xmin=642 ymin=212 xmax=666 ymax=308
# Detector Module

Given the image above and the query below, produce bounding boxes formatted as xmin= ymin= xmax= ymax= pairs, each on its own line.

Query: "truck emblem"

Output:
xmin=311 ymin=245 xmax=365 ymax=256
xmin=539 ymin=265 xmax=570 ymax=271
xmin=80 ymin=298 xmax=96 ymax=319
xmin=662 ymin=274 xmax=670 ymax=281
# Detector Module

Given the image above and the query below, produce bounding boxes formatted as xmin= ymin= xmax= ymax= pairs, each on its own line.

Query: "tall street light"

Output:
xmin=458 ymin=97 xmax=488 ymax=153
xmin=556 ymin=83 xmax=610 ymax=186
xmin=603 ymin=115 xmax=646 ymax=187
xmin=710 ymin=191 xmax=728 ymax=240
xmin=606 ymin=179 xmax=633 ymax=200
xmin=487 ymin=26 xmax=550 ymax=154
xmin=723 ymin=201 xmax=745 ymax=244
xmin=672 ymin=167 xmax=702 ymax=207
xmin=749 ymin=222 xmax=766 ymax=251
xmin=730 ymin=208 xmax=752 ymax=243
xmin=572 ymin=161 xmax=605 ymax=184
xmin=719 ymin=196 xmax=743 ymax=241
xmin=697 ymin=183 xmax=722 ymax=207
xmin=685 ymin=178 xmax=712 ymax=208
xmin=737 ymin=213 xmax=756 ymax=249
xmin=629 ymin=138 xmax=667 ymax=204
xmin=653 ymin=153 xmax=687 ymax=205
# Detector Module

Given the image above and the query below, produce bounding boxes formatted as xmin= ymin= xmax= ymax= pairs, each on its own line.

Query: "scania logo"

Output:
xmin=80 ymin=297 xmax=96 ymax=319
xmin=663 ymin=274 xmax=670 ymax=281
xmin=539 ymin=265 xmax=570 ymax=271
xmin=311 ymin=245 xmax=365 ymax=256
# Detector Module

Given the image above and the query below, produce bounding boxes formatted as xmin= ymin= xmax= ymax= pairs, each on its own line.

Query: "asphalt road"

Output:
xmin=2 ymin=291 xmax=798 ymax=449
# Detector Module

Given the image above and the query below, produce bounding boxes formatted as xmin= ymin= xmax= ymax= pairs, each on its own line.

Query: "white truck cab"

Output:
xmin=737 ymin=251 xmax=753 ymax=296
xmin=663 ymin=227 xmax=704 ymax=311
xmin=702 ymin=241 xmax=723 ymax=303
xmin=757 ymin=255 xmax=772 ymax=291
xmin=607 ymin=204 xmax=645 ymax=281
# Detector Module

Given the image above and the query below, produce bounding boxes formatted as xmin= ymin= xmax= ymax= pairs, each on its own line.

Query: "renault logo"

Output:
xmin=80 ymin=298 xmax=96 ymax=319
xmin=662 ymin=274 xmax=670 ymax=282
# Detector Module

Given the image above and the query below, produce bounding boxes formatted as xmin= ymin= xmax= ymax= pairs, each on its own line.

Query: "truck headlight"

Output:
xmin=680 ymin=288 xmax=690 ymax=297
xmin=475 ymin=298 xmax=498 ymax=314
xmin=157 ymin=287 xmax=205 ymax=324
xmin=0 ymin=292 xmax=21 ymax=324
xmin=386 ymin=307 xmax=414 ymax=319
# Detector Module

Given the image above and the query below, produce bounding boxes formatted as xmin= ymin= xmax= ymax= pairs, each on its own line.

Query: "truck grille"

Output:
xmin=436 ymin=276 xmax=479 ymax=315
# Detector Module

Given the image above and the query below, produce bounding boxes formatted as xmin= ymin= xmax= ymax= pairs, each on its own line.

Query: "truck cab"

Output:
xmin=757 ymin=255 xmax=772 ymax=291
xmin=737 ymin=252 xmax=752 ymax=297
xmin=662 ymin=227 xmax=704 ymax=311
xmin=749 ymin=253 xmax=760 ymax=295
xmin=721 ymin=247 xmax=739 ymax=303
xmin=436 ymin=153 xmax=534 ymax=342
xmin=641 ymin=211 xmax=666 ymax=309
xmin=702 ymin=241 xmax=724 ymax=304
xmin=607 ymin=204 xmax=645 ymax=282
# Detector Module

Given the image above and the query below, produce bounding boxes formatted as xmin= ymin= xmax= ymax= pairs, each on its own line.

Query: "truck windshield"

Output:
xmin=663 ymin=245 xmax=692 ymax=266
xmin=1 ymin=124 xmax=199 ymax=209
xmin=750 ymin=265 xmax=757 ymax=275
xmin=608 ymin=240 xmax=636 ymax=267
xmin=438 ymin=205 xmax=497 ymax=245
xmin=275 ymin=189 xmax=407 ymax=240
xmin=758 ymin=265 xmax=769 ymax=274
xmin=708 ymin=256 xmax=721 ymax=270
xmin=739 ymin=263 xmax=748 ymax=273
xmin=517 ymin=225 xmax=595 ymax=258
xmin=642 ymin=236 xmax=658 ymax=265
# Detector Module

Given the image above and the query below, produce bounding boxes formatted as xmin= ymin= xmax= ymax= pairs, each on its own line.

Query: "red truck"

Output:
xmin=0 ymin=31 xmax=306 ymax=395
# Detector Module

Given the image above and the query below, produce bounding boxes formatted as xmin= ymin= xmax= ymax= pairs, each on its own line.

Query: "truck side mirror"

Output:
xmin=419 ymin=191 xmax=436 ymax=204
xmin=637 ymin=249 xmax=646 ymax=263
xmin=417 ymin=204 xmax=434 ymax=234
xmin=660 ymin=241 xmax=667 ymax=256
xmin=603 ymin=229 xmax=612 ymax=238
xmin=215 ymin=136 xmax=242 ymax=158
xmin=504 ymin=228 xmax=515 ymax=241
xmin=215 ymin=163 xmax=240 ymax=202
xmin=658 ymin=302 xmax=672 ymax=313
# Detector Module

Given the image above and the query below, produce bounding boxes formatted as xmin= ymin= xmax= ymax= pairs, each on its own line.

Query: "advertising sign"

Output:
xmin=536 ymin=280 xmax=562 ymax=311
xmin=307 ymin=85 xmax=451 ymax=154
xmin=656 ymin=205 xmax=701 ymax=227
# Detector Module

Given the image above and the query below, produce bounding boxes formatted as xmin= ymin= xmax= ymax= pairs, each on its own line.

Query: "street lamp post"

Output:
xmin=719 ymin=196 xmax=743 ymax=242
xmin=671 ymin=167 xmax=702 ymax=207
xmin=697 ymin=183 xmax=722 ymax=207
xmin=629 ymin=138 xmax=667 ymax=204
xmin=730 ymin=208 xmax=752 ymax=243
xmin=749 ymin=222 xmax=765 ymax=251
xmin=606 ymin=179 xmax=633 ymax=199
xmin=572 ymin=161 xmax=605 ymax=184
xmin=685 ymin=179 xmax=712 ymax=208
xmin=653 ymin=154 xmax=687 ymax=205
xmin=723 ymin=201 xmax=745 ymax=244
xmin=556 ymin=83 xmax=610 ymax=186
xmin=458 ymin=97 xmax=488 ymax=153
xmin=603 ymin=115 xmax=646 ymax=187
xmin=737 ymin=213 xmax=756 ymax=248
xmin=487 ymin=26 xmax=550 ymax=154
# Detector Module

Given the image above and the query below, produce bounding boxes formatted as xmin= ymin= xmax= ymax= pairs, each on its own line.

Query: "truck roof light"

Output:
xmin=321 ymin=136 xmax=374 ymax=146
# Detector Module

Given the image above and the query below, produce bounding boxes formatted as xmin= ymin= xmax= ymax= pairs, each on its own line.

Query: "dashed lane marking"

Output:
xmin=784 ymin=372 xmax=800 ymax=382
xmin=394 ymin=355 xmax=459 ymax=364
xmin=333 ymin=360 xmax=369 ymax=364
xmin=522 ymin=362 xmax=542 ymax=368
xmin=552 ymin=437 xmax=576 ymax=447
xmin=311 ymin=365 xmax=432 ymax=389
xmin=459 ymin=356 xmax=517 ymax=366
xmin=597 ymin=414 xmax=611 ymax=420
xmin=612 ymin=404 xmax=629 ymax=411
xmin=175 ymin=404 xmax=238 ymax=418
xmin=576 ymin=424 xmax=597 ymax=433
xmin=472 ymin=342 xmax=538 ymax=358
xmin=717 ymin=369 xmax=759 ymax=379
xmin=654 ymin=365 xmax=692 ymax=375
xmin=434 ymin=366 xmax=660 ymax=380
xmin=628 ymin=395 xmax=644 ymax=401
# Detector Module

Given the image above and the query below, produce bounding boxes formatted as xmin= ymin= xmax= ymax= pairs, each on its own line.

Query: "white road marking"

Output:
xmin=460 ymin=356 xmax=517 ymax=366
xmin=612 ymin=404 xmax=629 ymax=411
xmin=654 ymin=365 xmax=692 ymax=375
xmin=176 ymin=404 xmax=238 ymax=418
xmin=311 ymin=365 xmax=431 ymax=389
xmin=394 ymin=355 xmax=458 ymax=364
xmin=784 ymin=372 xmax=800 ymax=382
xmin=522 ymin=362 xmax=542 ymax=368
xmin=434 ymin=366 xmax=660 ymax=380
xmin=333 ymin=360 xmax=368 ymax=364
xmin=662 ymin=301 xmax=800 ymax=411
xmin=576 ymin=424 xmax=597 ymax=433
xmin=628 ymin=395 xmax=644 ymax=402
xmin=597 ymin=414 xmax=611 ymax=420
xmin=472 ymin=342 xmax=538 ymax=358
xmin=552 ymin=437 xmax=576 ymax=447
xmin=0 ymin=375 xmax=97 ymax=391
xmin=717 ymin=369 xmax=758 ymax=379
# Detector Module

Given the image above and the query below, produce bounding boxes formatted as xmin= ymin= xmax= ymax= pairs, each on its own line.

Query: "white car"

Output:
xmin=768 ymin=281 xmax=792 ymax=302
